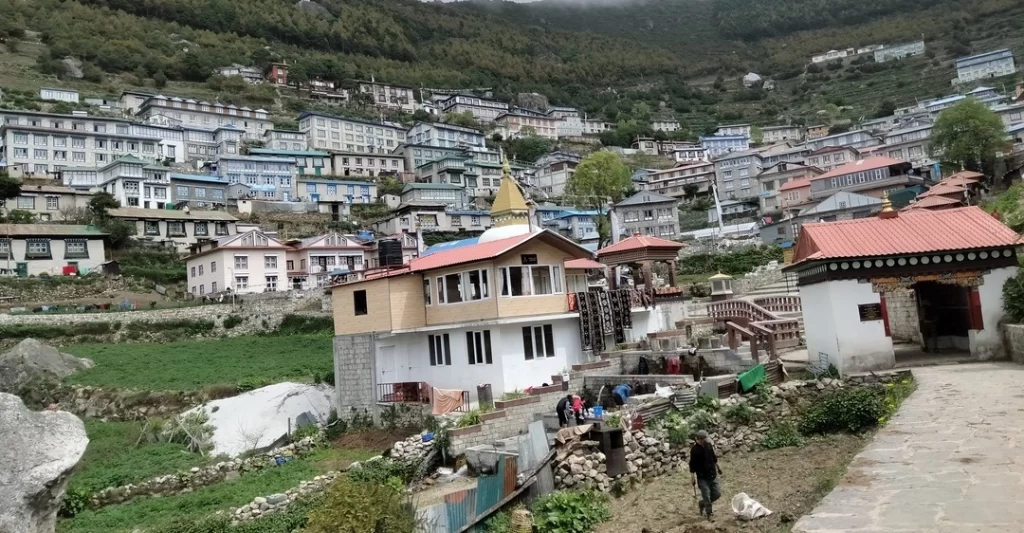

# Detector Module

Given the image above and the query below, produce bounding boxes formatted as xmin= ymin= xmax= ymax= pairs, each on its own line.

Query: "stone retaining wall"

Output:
xmin=89 ymin=437 xmax=319 ymax=509
xmin=554 ymin=428 xmax=686 ymax=492
xmin=22 ymin=384 xmax=215 ymax=421
xmin=1004 ymin=324 xmax=1024 ymax=364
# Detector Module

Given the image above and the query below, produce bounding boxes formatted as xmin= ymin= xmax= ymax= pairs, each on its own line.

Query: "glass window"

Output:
xmin=428 ymin=334 xmax=451 ymax=366
xmin=466 ymin=330 xmax=493 ymax=365
xmin=235 ymin=256 xmax=248 ymax=269
xmin=522 ymin=324 xmax=555 ymax=359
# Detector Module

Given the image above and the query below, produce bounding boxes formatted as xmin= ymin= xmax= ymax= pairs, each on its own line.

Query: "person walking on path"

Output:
xmin=555 ymin=394 xmax=573 ymax=428
xmin=689 ymin=430 xmax=723 ymax=520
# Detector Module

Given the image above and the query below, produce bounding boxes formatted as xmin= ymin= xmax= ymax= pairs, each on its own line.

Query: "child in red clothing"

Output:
xmin=571 ymin=395 xmax=585 ymax=425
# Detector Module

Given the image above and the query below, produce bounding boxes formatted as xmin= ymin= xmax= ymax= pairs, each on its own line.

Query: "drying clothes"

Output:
xmin=431 ymin=388 xmax=466 ymax=416
xmin=577 ymin=291 xmax=606 ymax=354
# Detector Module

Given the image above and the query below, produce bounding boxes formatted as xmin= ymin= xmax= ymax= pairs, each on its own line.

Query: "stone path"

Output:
xmin=794 ymin=363 xmax=1024 ymax=533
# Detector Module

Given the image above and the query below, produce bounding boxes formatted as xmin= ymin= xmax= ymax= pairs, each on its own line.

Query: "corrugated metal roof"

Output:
xmin=565 ymin=258 xmax=605 ymax=269
xmin=792 ymin=206 xmax=1022 ymax=264
xmin=597 ymin=234 xmax=684 ymax=256
xmin=408 ymin=233 xmax=534 ymax=272
xmin=108 ymin=208 xmax=238 ymax=221
xmin=779 ymin=178 xmax=811 ymax=191
xmin=809 ymin=156 xmax=906 ymax=182
xmin=918 ymin=183 xmax=968 ymax=198
xmin=903 ymin=195 xmax=962 ymax=210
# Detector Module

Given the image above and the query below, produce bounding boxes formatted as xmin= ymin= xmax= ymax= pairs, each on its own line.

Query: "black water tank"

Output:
xmin=378 ymin=239 xmax=403 ymax=267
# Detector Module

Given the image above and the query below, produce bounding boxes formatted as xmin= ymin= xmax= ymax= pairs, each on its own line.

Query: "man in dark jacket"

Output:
xmin=689 ymin=430 xmax=722 ymax=519
xmin=555 ymin=394 xmax=573 ymax=428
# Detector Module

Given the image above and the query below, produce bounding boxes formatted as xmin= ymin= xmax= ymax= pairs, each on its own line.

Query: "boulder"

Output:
xmin=0 ymin=339 xmax=94 ymax=393
xmin=0 ymin=393 xmax=88 ymax=533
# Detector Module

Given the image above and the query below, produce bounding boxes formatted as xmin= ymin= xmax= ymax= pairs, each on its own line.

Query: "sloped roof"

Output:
xmin=408 ymin=230 xmax=589 ymax=273
xmin=790 ymin=206 xmax=1022 ymax=265
xmin=565 ymin=258 xmax=605 ymax=269
xmin=918 ymin=183 xmax=968 ymax=198
xmin=902 ymin=195 xmax=962 ymax=210
xmin=597 ymin=234 xmax=684 ymax=256
xmin=809 ymin=156 xmax=906 ymax=182
xmin=0 ymin=224 xmax=106 ymax=237
xmin=615 ymin=191 xmax=677 ymax=207
xmin=402 ymin=182 xmax=463 ymax=192
xmin=108 ymin=208 xmax=238 ymax=221
xmin=779 ymin=178 xmax=811 ymax=192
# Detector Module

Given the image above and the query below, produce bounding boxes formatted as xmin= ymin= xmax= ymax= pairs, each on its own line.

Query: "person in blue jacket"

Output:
xmin=611 ymin=384 xmax=631 ymax=406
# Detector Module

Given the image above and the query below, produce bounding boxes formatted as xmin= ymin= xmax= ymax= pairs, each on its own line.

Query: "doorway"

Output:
xmin=893 ymin=281 xmax=973 ymax=366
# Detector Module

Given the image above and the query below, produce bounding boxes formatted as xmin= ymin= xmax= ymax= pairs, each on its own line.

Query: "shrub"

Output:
xmin=222 ymin=314 xmax=244 ymax=329
xmin=531 ymin=489 xmax=611 ymax=533
xmin=749 ymin=381 xmax=772 ymax=406
xmin=277 ymin=314 xmax=333 ymax=335
xmin=291 ymin=423 xmax=320 ymax=442
xmin=1003 ymin=269 xmax=1024 ymax=322
xmin=457 ymin=409 xmax=482 ymax=428
xmin=348 ymin=458 xmax=413 ymax=486
xmin=500 ymin=389 xmax=527 ymax=401
xmin=485 ymin=510 xmax=513 ymax=533
xmin=59 ymin=486 xmax=91 ymax=517
xmin=686 ymin=409 xmax=716 ymax=433
xmin=305 ymin=477 xmax=416 ymax=533
xmin=348 ymin=407 xmax=375 ymax=431
xmin=694 ymin=394 xmax=719 ymax=412
xmin=723 ymin=403 xmax=758 ymax=424
xmin=799 ymin=387 xmax=886 ymax=434
xmin=760 ymin=422 xmax=805 ymax=449
xmin=324 ymin=409 xmax=347 ymax=440
xmin=237 ymin=376 xmax=273 ymax=392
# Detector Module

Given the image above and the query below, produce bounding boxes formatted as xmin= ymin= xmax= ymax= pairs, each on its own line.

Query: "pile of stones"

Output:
xmin=389 ymin=431 xmax=434 ymax=466
xmin=89 ymin=437 xmax=319 ymax=508
xmin=231 ymin=471 xmax=341 ymax=523
xmin=554 ymin=429 xmax=686 ymax=492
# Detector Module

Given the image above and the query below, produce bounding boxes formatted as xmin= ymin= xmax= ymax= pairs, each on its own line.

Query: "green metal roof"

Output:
xmin=402 ymin=182 xmax=464 ymax=193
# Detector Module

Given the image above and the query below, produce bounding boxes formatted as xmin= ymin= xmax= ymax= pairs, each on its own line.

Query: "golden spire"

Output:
xmin=490 ymin=155 xmax=529 ymax=228
xmin=880 ymin=191 xmax=893 ymax=212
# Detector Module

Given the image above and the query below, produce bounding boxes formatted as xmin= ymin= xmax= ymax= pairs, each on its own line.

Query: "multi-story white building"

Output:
xmin=547 ymin=106 xmax=583 ymax=137
xmin=373 ymin=202 xmax=492 ymax=235
xmin=699 ymin=135 xmax=750 ymax=157
xmin=216 ymin=64 xmax=264 ymax=83
xmin=0 ymin=224 xmax=106 ymax=277
xmin=332 ymin=151 xmax=406 ymax=179
xmin=714 ymin=124 xmax=752 ymax=137
xmin=110 ymin=207 xmax=238 ymax=252
xmin=651 ymin=116 xmax=681 ymax=132
xmin=645 ymin=161 xmax=715 ymax=200
xmin=298 ymin=112 xmax=407 ymax=154
xmin=170 ymin=173 xmax=230 ymax=209
xmin=714 ymin=151 xmax=763 ymax=201
xmin=439 ymin=94 xmax=509 ymax=123
xmin=761 ymin=125 xmax=804 ymax=144
xmin=612 ymin=191 xmax=680 ymax=240
xmin=9 ymin=185 xmax=93 ymax=222
xmin=249 ymin=148 xmax=332 ymax=178
xmin=582 ymin=119 xmax=612 ymax=135
xmin=804 ymin=146 xmax=859 ymax=172
xmin=495 ymin=110 xmax=558 ymax=140
xmin=119 ymin=90 xmax=155 ymax=115
xmin=407 ymin=122 xmax=486 ymax=149
xmin=186 ymin=230 xmax=371 ymax=294
xmin=357 ymin=81 xmax=418 ymax=114
xmin=0 ymin=110 xmax=184 ymax=176
xmin=135 ymin=96 xmax=271 ymax=140
xmin=874 ymin=41 xmax=926 ymax=63
xmin=805 ymin=129 xmax=880 ymax=152
xmin=216 ymin=154 xmax=297 ymax=201
xmin=263 ymin=129 xmax=307 ymax=151
xmin=40 ymin=88 xmax=79 ymax=104
xmin=296 ymin=178 xmax=376 ymax=219
xmin=954 ymin=49 xmax=1017 ymax=85
xmin=534 ymin=152 xmax=581 ymax=196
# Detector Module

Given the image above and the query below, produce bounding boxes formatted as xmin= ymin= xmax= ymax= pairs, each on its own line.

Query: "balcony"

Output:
xmin=377 ymin=382 xmax=469 ymax=411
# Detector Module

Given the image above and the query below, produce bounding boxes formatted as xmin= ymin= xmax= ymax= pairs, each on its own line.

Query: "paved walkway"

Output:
xmin=794 ymin=363 xmax=1024 ymax=533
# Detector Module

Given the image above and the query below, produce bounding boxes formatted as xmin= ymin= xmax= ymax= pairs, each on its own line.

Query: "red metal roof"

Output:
xmin=408 ymin=233 xmax=535 ymax=272
xmin=597 ymin=234 xmax=684 ymax=256
xmin=948 ymin=170 xmax=985 ymax=181
xmin=918 ymin=183 xmax=968 ymax=198
xmin=808 ymin=156 xmax=906 ymax=182
xmin=565 ymin=258 xmax=605 ymax=269
xmin=902 ymin=195 xmax=962 ymax=210
xmin=792 ymin=206 xmax=1023 ymax=264
xmin=779 ymin=178 xmax=810 ymax=192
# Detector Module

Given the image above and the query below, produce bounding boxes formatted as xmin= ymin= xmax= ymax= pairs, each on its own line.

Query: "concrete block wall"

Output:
xmin=885 ymin=289 xmax=921 ymax=344
xmin=333 ymin=333 xmax=378 ymax=416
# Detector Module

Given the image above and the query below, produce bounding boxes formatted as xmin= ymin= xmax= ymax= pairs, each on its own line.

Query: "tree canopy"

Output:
xmin=930 ymin=99 xmax=1006 ymax=171
xmin=0 ymin=173 xmax=21 ymax=210
xmin=564 ymin=152 xmax=633 ymax=211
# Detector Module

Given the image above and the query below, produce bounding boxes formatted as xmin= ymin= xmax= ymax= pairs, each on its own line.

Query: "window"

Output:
xmin=194 ymin=222 xmax=208 ymax=236
xmin=0 ymin=239 xmax=8 ymax=258
xmin=211 ymin=281 xmax=218 ymax=292
xmin=423 ymin=278 xmax=431 ymax=305
xmin=191 ymin=266 xmax=196 ymax=278
xmin=501 ymin=265 xmax=562 ymax=296
xmin=144 ymin=221 xmax=160 ymax=235
xmin=265 ymin=255 xmax=278 ymax=269
xmin=235 ymin=276 xmax=248 ymax=290
xmin=428 ymin=334 xmax=451 ymax=366
xmin=167 ymin=221 xmax=185 ymax=236
xmin=211 ymin=261 xmax=217 ymax=273
xmin=26 ymin=239 xmax=50 ymax=258
xmin=17 ymin=197 xmax=34 ymax=209
xmin=177 ymin=186 xmax=190 ymax=197
xmin=353 ymin=289 xmax=368 ymax=315
xmin=199 ymin=265 xmax=203 ymax=276
xmin=464 ymin=269 xmax=489 ymax=300
xmin=436 ymin=273 xmax=464 ymax=304
xmin=235 ymin=256 xmax=248 ymax=269
xmin=466 ymin=330 xmax=493 ymax=364
xmin=522 ymin=324 xmax=555 ymax=359
xmin=64 ymin=240 xmax=88 ymax=259
xmin=286 ymin=260 xmax=293 ymax=271
xmin=265 ymin=276 xmax=278 ymax=292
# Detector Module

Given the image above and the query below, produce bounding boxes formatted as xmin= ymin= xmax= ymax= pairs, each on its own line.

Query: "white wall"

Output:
xmin=375 ymin=317 xmax=583 ymax=401
xmin=832 ymin=280 xmax=894 ymax=373
xmin=800 ymin=282 xmax=841 ymax=371
xmin=970 ymin=266 xmax=1016 ymax=360
xmin=2 ymin=238 xmax=105 ymax=276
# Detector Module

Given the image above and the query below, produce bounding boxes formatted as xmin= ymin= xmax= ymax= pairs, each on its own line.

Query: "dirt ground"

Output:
xmin=333 ymin=427 xmax=416 ymax=453
xmin=596 ymin=434 xmax=869 ymax=533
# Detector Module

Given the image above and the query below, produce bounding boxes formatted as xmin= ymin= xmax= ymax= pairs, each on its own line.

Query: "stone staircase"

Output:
xmin=742 ymin=272 xmax=800 ymax=299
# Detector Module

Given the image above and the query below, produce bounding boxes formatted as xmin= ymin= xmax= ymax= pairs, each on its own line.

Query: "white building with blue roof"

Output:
xmin=954 ymin=49 xmax=1016 ymax=85
xmin=215 ymin=154 xmax=296 ymax=201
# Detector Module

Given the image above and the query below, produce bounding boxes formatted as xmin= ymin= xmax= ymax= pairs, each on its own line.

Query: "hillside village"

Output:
xmin=7 ymin=7 xmax=1024 ymax=533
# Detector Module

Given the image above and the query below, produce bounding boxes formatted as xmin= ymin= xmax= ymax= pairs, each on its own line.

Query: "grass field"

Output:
xmin=64 ymin=334 xmax=333 ymax=391
xmin=58 ymin=460 xmax=320 ymax=533
xmin=70 ymin=420 xmax=216 ymax=495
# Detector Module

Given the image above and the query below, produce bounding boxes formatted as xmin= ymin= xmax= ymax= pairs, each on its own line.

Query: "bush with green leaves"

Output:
xmin=221 ymin=315 xmax=244 ymax=329
xmin=749 ymin=381 xmax=773 ymax=406
xmin=348 ymin=458 xmax=413 ymax=485
xmin=532 ymin=489 xmax=611 ymax=533
xmin=305 ymin=477 xmax=417 ymax=533
xmin=457 ymin=409 xmax=482 ymax=427
xmin=695 ymin=394 xmax=719 ymax=412
xmin=799 ymin=387 xmax=887 ymax=434
xmin=1003 ymin=268 xmax=1024 ymax=322
xmin=760 ymin=422 xmax=805 ymax=449
xmin=484 ymin=510 xmax=513 ymax=533
xmin=723 ymin=403 xmax=758 ymax=424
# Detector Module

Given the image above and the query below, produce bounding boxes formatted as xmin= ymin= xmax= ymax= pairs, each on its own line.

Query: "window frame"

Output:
xmin=428 ymin=334 xmax=452 ymax=366
xmin=353 ymin=289 xmax=368 ymax=316
xmin=500 ymin=265 xmax=563 ymax=297
xmin=466 ymin=330 xmax=493 ymax=365
xmin=522 ymin=324 xmax=555 ymax=360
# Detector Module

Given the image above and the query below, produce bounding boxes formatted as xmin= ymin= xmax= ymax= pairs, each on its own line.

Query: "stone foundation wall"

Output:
xmin=885 ymin=289 xmax=921 ymax=344
xmin=554 ymin=428 xmax=686 ymax=492
xmin=332 ymin=333 xmax=377 ymax=416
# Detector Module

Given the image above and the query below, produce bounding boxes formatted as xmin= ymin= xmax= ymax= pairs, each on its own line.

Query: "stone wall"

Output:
xmin=885 ymin=289 xmax=921 ymax=344
xmin=333 ymin=333 xmax=378 ymax=416
xmin=90 ymin=437 xmax=319 ymax=509
xmin=554 ymin=428 xmax=686 ymax=492
xmin=23 ymin=384 xmax=216 ymax=421
xmin=1002 ymin=324 xmax=1024 ymax=364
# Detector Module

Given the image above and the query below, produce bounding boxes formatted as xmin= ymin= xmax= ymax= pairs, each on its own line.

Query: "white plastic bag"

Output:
xmin=731 ymin=492 xmax=772 ymax=520
xmin=654 ymin=384 xmax=674 ymax=398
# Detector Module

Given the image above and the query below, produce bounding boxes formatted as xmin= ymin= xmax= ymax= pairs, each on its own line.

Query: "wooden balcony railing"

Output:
xmin=709 ymin=299 xmax=802 ymax=361
xmin=751 ymin=295 xmax=802 ymax=314
xmin=376 ymin=381 xmax=470 ymax=412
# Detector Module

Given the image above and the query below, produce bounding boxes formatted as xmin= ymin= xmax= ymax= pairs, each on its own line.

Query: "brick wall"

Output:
xmin=885 ymin=289 xmax=921 ymax=344
xmin=333 ymin=333 xmax=378 ymax=416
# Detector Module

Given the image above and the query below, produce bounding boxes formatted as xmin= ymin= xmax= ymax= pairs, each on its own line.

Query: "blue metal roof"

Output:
xmin=420 ymin=237 xmax=480 ymax=257
xmin=170 ymin=173 xmax=228 ymax=184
